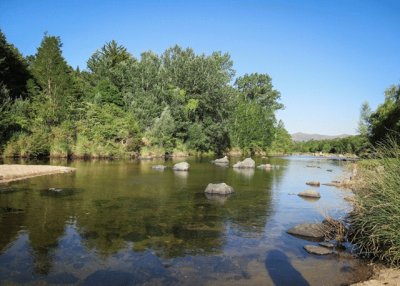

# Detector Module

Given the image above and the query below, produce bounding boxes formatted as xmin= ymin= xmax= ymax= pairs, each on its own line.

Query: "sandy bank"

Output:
xmin=0 ymin=164 xmax=76 ymax=184
xmin=352 ymin=266 xmax=400 ymax=286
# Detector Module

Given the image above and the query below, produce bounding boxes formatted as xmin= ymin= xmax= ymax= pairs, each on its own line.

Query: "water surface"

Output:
xmin=0 ymin=156 xmax=370 ymax=285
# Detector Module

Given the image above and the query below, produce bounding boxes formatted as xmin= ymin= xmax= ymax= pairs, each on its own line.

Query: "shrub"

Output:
xmin=350 ymin=138 xmax=400 ymax=266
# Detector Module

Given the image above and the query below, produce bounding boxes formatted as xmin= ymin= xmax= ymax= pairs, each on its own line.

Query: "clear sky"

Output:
xmin=1 ymin=0 xmax=399 ymax=135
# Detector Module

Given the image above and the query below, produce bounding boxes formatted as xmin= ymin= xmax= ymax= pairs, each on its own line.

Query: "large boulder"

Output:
xmin=298 ymin=190 xmax=321 ymax=199
xmin=213 ymin=156 xmax=229 ymax=164
xmin=233 ymin=158 xmax=255 ymax=168
xmin=287 ymin=223 xmax=325 ymax=241
xmin=204 ymin=183 xmax=234 ymax=195
xmin=173 ymin=162 xmax=190 ymax=171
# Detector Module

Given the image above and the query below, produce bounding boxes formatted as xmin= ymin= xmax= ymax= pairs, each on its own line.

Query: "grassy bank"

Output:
xmin=350 ymin=139 xmax=400 ymax=266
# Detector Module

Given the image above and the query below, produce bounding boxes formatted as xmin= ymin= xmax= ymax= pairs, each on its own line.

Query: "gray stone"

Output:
xmin=213 ymin=156 xmax=229 ymax=164
xmin=298 ymin=190 xmax=321 ymax=198
xmin=233 ymin=158 xmax=255 ymax=168
xmin=287 ymin=223 xmax=325 ymax=241
xmin=152 ymin=165 xmax=167 ymax=170
xmin=304 ymin=245 xmax=334 ymax=255
xmin=257 ymin=164 xmax=272 ymax=169
xmin=319 ymin=241 xmax=335 ymax=248
xmin=172 ymin=162 xmax=190 ymax=171
xmin=306 ymin=181 xmax=320 ymax=187
xmin=204 ymin=183 xmax=234 ymax=195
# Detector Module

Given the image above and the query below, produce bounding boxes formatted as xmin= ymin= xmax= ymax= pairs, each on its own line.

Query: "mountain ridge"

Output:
xmin=291 ymin=132 xmax=352 ymax=142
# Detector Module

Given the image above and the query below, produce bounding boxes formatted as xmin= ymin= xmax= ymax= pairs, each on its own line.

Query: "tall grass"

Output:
xmin=350 ymin=138 xmax=400 ymax=266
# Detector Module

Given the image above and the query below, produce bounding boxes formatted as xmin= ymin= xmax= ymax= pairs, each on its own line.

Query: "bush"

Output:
xmin=350 ymin=138 xmax=400 ymax=266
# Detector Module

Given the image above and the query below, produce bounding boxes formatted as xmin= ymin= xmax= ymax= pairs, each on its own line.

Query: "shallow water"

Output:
xmin=0 ymin=156 xmax=370 ymax=285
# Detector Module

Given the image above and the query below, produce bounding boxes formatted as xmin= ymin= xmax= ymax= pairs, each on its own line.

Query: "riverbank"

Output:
xmin=352 ymin=266 xmax=400 ymax=285
xmin=0 ymin=164 xmax=76 ymax=184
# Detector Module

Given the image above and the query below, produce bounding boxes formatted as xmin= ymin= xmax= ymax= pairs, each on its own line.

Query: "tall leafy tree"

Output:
xmin=30 ymin=34 xmax=74 ymax=126
xmin=0 ymin=30 xmax=31 ymax=101
xmin=369 ymin=84 xmax=400 ymax=144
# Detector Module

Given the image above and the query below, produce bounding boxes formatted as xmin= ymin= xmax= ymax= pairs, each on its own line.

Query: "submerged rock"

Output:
xmin=287 ymin=223 xmax=325 ymax=241
xmin=213 ymin=156 xmax=229 ymax=164
xmin=233 ymin=158 xmax=255 ymax=168
xmin=152 ymin=165 xmax=167 ymax=170
xmin=298 ymin=190 xmax=321 ymax=199
xmin=205 ymin=193 xmax=231 ymax=204
xmin=306 ymin=181 xmax=320 ymax=187
xmin=204 ymin=183 xmax=234 ymax=195
xmin=257 ymin=164 xmax=272 ymax=169
xmin=42 ymin=188 xmax=78 ymax=197
xmin=173 ymin=162 xmax=190 ymax=171
xmin=304 ymin=245 xmax=334 ymax=255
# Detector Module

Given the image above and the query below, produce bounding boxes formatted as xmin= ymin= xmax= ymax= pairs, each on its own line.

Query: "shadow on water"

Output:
xmin=265 ymin=249 xmax=309 ymax=286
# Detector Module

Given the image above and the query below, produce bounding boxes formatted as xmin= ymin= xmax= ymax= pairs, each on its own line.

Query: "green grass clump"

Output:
xmin=350 ymin=138 xmax=400 ymax=266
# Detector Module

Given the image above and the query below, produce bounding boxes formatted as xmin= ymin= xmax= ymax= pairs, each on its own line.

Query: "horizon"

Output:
xmin=1 ymin=0 xmax=399 ymax=136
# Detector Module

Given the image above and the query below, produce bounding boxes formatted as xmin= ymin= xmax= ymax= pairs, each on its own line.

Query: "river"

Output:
xmin=0 ymin=156 xmax=370 ymax=285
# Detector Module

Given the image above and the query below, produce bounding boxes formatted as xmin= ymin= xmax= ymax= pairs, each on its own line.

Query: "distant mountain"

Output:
xmin=291 ymin=132 xmax=351 ymax=142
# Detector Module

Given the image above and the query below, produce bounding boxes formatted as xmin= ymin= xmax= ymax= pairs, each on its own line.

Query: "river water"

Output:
xmin=0 ymin=156 xmax=370 ymax=285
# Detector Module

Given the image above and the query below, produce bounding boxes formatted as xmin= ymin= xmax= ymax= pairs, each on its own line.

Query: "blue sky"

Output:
xmin=1 ymin=0 xmax=399 ymax=135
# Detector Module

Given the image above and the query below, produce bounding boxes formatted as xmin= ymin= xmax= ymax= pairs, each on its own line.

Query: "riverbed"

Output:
xmin=0 ymin=156 xmax=371 ymax=285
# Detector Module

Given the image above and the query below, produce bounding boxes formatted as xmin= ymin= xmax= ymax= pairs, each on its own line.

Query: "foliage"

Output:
xmin=293 ymin=135 xmax=371 ymax=156
xmin=0 ymin=32 xmax=287 ymax=158
xmin=270 ymin=120 xmax=293 ymax=154
xmin=368 ymin=84 xmax=400 ymax=144
xmin=350 ymin=138 xmax=400 ymax=266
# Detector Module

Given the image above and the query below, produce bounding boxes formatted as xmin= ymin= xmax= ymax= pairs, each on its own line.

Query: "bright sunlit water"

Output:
xmin=0 ymin=156 xmax=370 ymax=285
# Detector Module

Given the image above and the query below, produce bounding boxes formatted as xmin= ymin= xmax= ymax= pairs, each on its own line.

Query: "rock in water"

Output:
xmin=319 ymin=241 xmax=335 ymax=248
xmin=204 ymin=183 xmax=234 ymax=195
xmin=233 ymin=158 xmax=255 ymax=168
xmin=213 ymin=156 xmax=229 ymax=164
xmin=152 ymin=165 xmax=167 ymax=170
xmin=173 ymin=162 xmax=190 ymax=171
xmin=306 ymin=181 xmax=320 ymax=187
xmin=298 ymin=190 xmax=321 ymax=198
xmin=304 ymin=245 xmax=333 ymax=255
xmin=287 ymin=223 xmax=325 ymax=241
xmin=257 ymin=164 xmax=272 ymax=169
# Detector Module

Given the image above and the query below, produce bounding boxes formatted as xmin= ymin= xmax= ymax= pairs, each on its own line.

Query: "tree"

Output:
xmin=30 ymin=34 xmax=74 ymax=126
xmin=234 ymin=73 xmax=283 ymax=111
xmin=0 ymin=30 xmax=31 ymax=101
xmin=358 ymin=101 xmax=371 ymax=137
xmin=369 ymin=84 xmax=400 ymax=144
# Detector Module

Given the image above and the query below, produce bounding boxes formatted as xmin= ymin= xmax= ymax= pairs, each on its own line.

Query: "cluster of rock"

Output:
xmin=287 ymin=218 xmax=347 ymax=256
xmin=151 ymin=162 xmax=190 ymax=171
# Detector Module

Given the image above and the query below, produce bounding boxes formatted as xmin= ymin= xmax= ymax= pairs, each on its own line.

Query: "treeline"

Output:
xmin=0 ymin=31 xmax=292 ymax=158
xmin=293 ymin=136 xmax=369 ymax=156
xmin=294 ymin=83 xmax=400 ymax=156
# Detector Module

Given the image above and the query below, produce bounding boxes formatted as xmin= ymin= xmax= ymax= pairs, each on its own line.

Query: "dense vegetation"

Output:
xmin=0 ymin=31 xmax=291 ymax=158
xmin=350 ymin=139 xmax=400 ymax=266
xmin=293 ymin=135 xmax=370 ymax=156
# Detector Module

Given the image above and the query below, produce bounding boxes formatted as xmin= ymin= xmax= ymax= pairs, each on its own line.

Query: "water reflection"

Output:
xmin=0 ymin=157 xmax=371 ymax=285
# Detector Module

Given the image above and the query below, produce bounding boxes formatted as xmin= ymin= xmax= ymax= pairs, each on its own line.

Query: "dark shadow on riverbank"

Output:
xmin=265 ymin=249 xmax=309 ymax=286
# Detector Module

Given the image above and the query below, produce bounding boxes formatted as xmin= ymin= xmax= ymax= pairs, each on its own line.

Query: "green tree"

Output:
xmin=30 ymin=34 xmax=75 ymax=126
xmin=369 ymin=84 xmax=400 ymax=144
xmin=358 ymin=101 xmax=371 ymax=137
